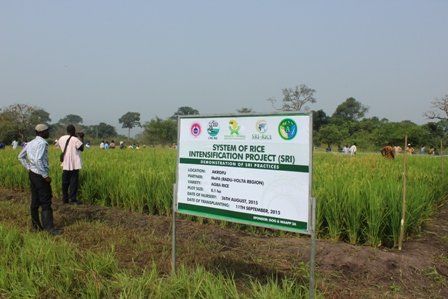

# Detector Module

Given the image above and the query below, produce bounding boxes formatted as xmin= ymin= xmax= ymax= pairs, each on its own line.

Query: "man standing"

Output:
xmin=58 ymin=125 xmax=84 ymax=205
xmin=12 ymin=139 xmax=18 ymax=149
xmin=349 ymin=143 xmax=357 ymax=156
xmin=18 ymin=124 xmax=60 ymax=235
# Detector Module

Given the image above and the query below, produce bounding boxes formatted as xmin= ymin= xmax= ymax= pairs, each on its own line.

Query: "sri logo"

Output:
xmin=207 ymin=120 xmax=220 ymax=137
xmin=256 ymin=120 xmax=268 ymax=133
xmin=252 ymin=119 xmax=271 ymax=140
xmin=229 ymin=119 xmax=240 ymax=136
xmin=278 ymin=118 xmax=297 ymax=140
xmin=190 ymin=123 xmax=202 ymax=137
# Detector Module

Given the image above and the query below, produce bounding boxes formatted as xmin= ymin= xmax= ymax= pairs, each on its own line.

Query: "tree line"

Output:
xmin=1 ymin=86 xmax=447 ymax=149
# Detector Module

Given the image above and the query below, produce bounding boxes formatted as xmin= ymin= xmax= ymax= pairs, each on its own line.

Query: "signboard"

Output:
xmin=175 ymin=113 xmax=312 ymax=233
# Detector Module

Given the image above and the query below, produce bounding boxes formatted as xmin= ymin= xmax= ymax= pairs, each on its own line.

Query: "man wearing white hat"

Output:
xmin=18 ymin=124 xmax=61 ymax=235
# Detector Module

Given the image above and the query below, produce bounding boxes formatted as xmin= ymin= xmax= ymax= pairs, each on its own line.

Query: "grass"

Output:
xmin=0 ymin=223 xmax=315 ymax=298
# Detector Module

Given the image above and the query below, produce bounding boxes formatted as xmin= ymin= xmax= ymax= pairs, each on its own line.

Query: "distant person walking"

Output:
xmin=381 ymin=145 xmax=395 ymax=159
xmin=18 ymin=124 xmax=60 ymax=235
xmin=58 ymin=125 xmax=84 ymax=205
xmin=349 ymin=143 xmax=357 ymax=156
xmin=420 ymin=146 xmax=426 ymax=155
xmin=11 ymin=140 xmax=18 ymax=149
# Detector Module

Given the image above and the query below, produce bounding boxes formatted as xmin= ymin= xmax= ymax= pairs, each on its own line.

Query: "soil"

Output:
xmin=1 ymin=188 xmax=447 ymax=298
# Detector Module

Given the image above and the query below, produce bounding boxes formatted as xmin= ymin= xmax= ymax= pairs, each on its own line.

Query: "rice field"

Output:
xmin=0 ymin=224 xmax=311 ymax=298
xmin=0 ymin=147 xmax=446 ymax=247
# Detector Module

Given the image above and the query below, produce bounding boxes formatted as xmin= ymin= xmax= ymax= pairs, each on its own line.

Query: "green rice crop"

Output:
xmin=1 ymin=147 xmax=446 ymax=246
xmin=0 ymin=224 xmax=313 ymax=298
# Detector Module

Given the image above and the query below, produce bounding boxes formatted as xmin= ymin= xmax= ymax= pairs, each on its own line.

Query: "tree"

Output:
xmin=268 ymin=84 xmax=317 ymax=112
xmin=84 ymin=123 xmax=117 ymax=139
xmin=142 ymin=117 xmax=177 ymax=145
xmin=318 ymin=124 xmax=348 ymax=147
xmin=59 ymin=114 xmax=83 ymax=125
xmin=0 ymin=104 xmax=48 ymax=141
xmin=425 ymin=94 xmax=448 ymax=120
xmin=332 ymin=97 xmax=368 ymax=121
xmin=237 ymin=107 xmax=253 ymax=114
xmin=0 ymin=111 xmax=16 ymax=143
xmin=312 ymin=109 xmax=330 ymax=131
xmin=29 ymin=109 xmax=51 ymax=126
xmin=119 ymin=112 xmax=141 ymax=139
xmin=171 ymin=106 xmax=199 ymax=119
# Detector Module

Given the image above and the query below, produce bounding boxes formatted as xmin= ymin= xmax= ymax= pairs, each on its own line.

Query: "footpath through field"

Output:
xmin=1 ymin=189 xmax=447 ymax=298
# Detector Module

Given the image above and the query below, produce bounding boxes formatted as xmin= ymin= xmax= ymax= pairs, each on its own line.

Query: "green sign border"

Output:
xmin=180 ymin=158 xmax=309 ymax=173
xmin=176 ymin=113 xmax=312 ymax=235
xmin=178 ymin=203 xmax=308 ymax=233
xmin=178 ymin=112 xmax=309 ymax=119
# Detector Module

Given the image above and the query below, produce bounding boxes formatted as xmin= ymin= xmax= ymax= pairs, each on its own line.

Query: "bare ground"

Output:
xmin=0 ymin=189 xmax=447 ymax=298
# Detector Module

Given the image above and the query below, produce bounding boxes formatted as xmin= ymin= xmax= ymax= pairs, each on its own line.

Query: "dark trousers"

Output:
xmin=62 ymin=170 xmax=79 ymax=203
xmin=29 ymin=172 xmax=53 ymax=228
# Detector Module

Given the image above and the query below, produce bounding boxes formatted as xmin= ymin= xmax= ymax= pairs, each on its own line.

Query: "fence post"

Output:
xmin=398 ymin=135 xmax=408 ymax=250
xmin=441 ymin=140 xmax=444 ymax=177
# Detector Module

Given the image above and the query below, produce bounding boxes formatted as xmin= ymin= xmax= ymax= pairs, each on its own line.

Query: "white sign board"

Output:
xmin=175 ymin=113 xmax=312 ymax=233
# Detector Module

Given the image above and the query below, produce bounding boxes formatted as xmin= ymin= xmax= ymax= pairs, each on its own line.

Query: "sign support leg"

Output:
xmin=171 ymin=184 xmax=177 ymax=274
xmin=309 ymin=197 xmax=316 ymax=299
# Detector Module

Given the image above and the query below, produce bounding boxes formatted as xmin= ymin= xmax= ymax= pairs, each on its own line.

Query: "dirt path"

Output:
xmin=1 ymin=189 xmax=447 ymax=298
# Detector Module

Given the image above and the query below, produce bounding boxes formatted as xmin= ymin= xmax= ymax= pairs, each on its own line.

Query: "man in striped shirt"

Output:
xmin=18 ymin=124 xmax=61 ymax=235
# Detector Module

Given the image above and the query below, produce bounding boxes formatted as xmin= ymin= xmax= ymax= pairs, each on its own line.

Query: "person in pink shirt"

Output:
xmin=58 ymin=125 xmax=84 ymax=205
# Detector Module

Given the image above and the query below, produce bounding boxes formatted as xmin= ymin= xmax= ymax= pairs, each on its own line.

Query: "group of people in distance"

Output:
xmin=326 ymin=144 xmax=358 ymax=155
xmin=99 ymin=140 xmax=138 ymax=149
xmin=17 ymin=124 xmax=84 ymax=235
xmin=381 ymin=144 xmax=439 ymax=159
xmin=99 ymin=140 xmax=116 ymax=149
xmin=342 ymin=144 xmax=357 ymax=155
xmin=0 ymin=139 xmax=24 ymax=149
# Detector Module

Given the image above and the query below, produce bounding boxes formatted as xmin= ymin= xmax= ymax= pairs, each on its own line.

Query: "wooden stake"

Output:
xmin=441 ymin=140 xmax=444 ymax=177
xmin=398 ymin=135 xmax=408 ymax=250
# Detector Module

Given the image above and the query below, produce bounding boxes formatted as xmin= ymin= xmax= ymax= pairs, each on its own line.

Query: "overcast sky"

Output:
xmin=1 ymin=1 xmax=447 ymax=135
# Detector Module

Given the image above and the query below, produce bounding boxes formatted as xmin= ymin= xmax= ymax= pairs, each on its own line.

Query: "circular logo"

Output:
xmin=190 ymin=123 xmax=202 ymax=137
xmin=278 ymin=118 xmax=297 ymax=140
xmin=207 ymin=120 xmax=220 ymax=137
xmin=256 ymin=120 xmax=268 ymax=133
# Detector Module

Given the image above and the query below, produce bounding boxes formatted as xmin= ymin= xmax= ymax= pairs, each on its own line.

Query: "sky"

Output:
xmin=1 ymin=1 xmax=447 ymax=135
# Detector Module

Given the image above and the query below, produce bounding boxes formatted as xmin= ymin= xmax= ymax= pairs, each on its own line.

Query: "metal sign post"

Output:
xmin=309 ymin=197 xmax=316 ymax=299
xmin=171 ymin=183 xmax=177 ymax=274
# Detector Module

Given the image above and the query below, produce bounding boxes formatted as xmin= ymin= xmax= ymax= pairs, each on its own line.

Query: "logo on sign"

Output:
xmin=278 ymin=118 xmax=297 ymax=140
xmin=229 ymin=119 xmax=240 ymax=136
xmin=225 ymin=119 xmax=245 ymax=140
xmin=256 ymin=120 xmax=268 ymax=133
xmin=252 ymin=119 xmax=272 ymax=140
xmin=190 ymin=123 xmax=202 ymax=137
xmin=207 ymin=120 xmax=220 ymax=139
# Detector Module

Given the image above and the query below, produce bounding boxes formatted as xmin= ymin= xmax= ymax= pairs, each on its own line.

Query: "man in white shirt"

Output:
xmin=58 ymin=125 xmax=84 ymax=205
xmin=18 ymin=124 xmax=61 ymax=235
xmin=11 ymin=140 xmax=18 ymax=149
xmin=349 ymin=143 xmax=357 ymax=156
